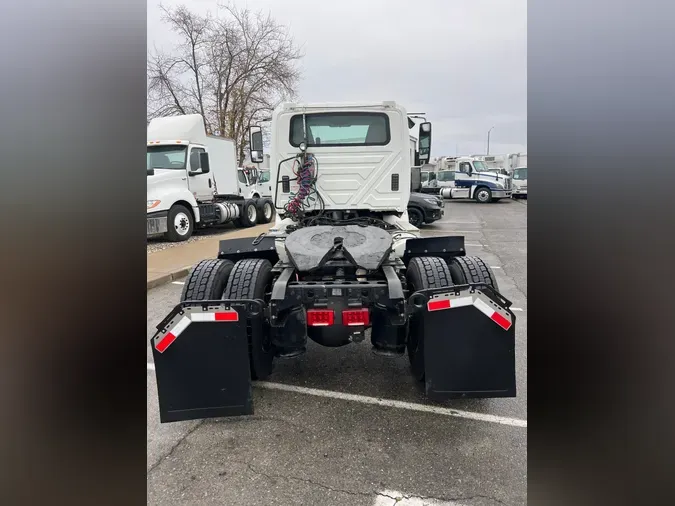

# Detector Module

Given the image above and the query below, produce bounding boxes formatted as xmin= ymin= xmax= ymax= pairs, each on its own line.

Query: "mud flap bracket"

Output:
xmin=150 ymin=299 xmax=263 ymax=423
xmin=409 ymin=285 xmax=517 ymax=400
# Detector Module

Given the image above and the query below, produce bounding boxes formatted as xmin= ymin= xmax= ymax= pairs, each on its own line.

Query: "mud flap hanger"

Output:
xmin=150 ymin=299 xmax=264 ymax=423
xmin=407 ymin=283 xmax=514 ymax=330
xmin=408 ymin=284 xmax=517 ymax=400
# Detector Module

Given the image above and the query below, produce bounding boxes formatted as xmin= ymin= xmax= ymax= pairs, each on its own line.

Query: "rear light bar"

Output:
xmin=342 ymin=308 xmax=370 ymax=326
xmin=306 ymin=308 xmax=371 ymax=327
xmin=306 ymin=309 xmax=334 ymax=326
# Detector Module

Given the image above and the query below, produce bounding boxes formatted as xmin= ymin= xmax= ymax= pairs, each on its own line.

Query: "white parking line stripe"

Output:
xmin=373 ymin=490 xmax=465 ymax=506
xmin=254 ymin=381 xmax=527 ymax=427
xmin=171 ymin=281 xmax=185 ymax=285
xmin=146 ymin=363 xmax=525 ymax=427
xmin=490 ymin=266 xmax=501 ymax=269
xmin=511 ymin=307 xmax=524 ymax=311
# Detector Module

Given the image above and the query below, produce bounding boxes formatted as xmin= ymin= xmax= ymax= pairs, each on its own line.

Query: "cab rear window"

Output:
xmin=290 ymin=112 xmax=390 ymax=147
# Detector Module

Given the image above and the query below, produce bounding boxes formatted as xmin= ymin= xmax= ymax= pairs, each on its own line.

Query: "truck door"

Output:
xmin=257 ymin=170 xmax=272 ymax=197
xmin=451 ymin=162 xmax=472 ymax=198
xmin=187 ymin=146 xmax=213 ymax=201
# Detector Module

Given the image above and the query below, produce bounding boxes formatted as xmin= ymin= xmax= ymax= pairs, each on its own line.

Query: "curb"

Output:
xmin=147 ymin=266 xmax=192 ymax=291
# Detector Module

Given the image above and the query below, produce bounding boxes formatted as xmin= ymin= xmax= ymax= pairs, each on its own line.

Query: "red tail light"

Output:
xmin=306 ymin=309 xmax=334 ymax=326
xmin=342 ymin=308 xmax=370 ymax=326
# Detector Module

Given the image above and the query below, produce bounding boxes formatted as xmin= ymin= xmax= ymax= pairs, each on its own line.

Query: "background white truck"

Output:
xmin=238 ymin=166 xmax=273 ymax=200
xmin=511 ymin=166 xmax=527 ymax=198
xmin=147 ymin=114 xmax=275 ymax=241
xmin=473 ymin=153 xmax=527 ymax=175
xmin=437 ymin=156 xmax=512 ymax=202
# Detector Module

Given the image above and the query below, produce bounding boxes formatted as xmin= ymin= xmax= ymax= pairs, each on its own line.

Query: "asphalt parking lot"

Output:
xmin=147 ymin=197 xmax=527 ymax=505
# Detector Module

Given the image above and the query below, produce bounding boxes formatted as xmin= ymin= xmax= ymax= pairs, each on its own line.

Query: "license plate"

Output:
xmin=147 ymin=217 xmax=167 ymax=235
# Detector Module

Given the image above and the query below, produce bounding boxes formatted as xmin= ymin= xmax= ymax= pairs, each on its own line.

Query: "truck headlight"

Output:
xmin=423 ymin=198 xmax=440 ymax=206
xmin=147 ymin=200 xmax=161 ymax=209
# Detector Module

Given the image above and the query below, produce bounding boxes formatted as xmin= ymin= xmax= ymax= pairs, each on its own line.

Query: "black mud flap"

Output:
xmin=150 ymin=299 xmax=263 ymax=423
xmin=409 ymin=285 xmax=516 ymax=400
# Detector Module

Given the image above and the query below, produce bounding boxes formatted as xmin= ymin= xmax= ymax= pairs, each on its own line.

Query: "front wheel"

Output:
xmin=165 ymin=204 xmax=194 ymax=242
xmin=408 ymin=207 xmax=424 ymax=227
xmin=406 ymin=256 xmax=453 ymax=381
xmin=474 ymin=187 xmax=492 ymax=203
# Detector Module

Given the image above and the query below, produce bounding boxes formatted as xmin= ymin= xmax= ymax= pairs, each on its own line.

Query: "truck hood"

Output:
xmin=147 ymin=169 xmax=185 ymax=186
xmin=476 ymin=171 xmax=509 ymax=182
xmin=409 ymin=192 xmax=442 ymax=208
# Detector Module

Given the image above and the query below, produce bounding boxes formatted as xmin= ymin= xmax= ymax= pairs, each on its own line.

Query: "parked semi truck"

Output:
xmin=150 ymin=101 xmax=516 ymax=422
xmin=146 ymin=115 xmax=275 ymax=241
xmin=437 ymin=156 xmax=512 ymax=202
xmin=238 ymin=166 xmax=273 ymax=200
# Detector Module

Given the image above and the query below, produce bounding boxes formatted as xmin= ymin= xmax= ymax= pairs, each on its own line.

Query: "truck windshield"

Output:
xmin=290 ymin=112 xmax=390 ymax=147
xmin=513 ymin=168 xmax=528 ymax=180
xmin=147 ymin=145 xmax=187 ymax=170
xmin=473 ymin=161 xmax=488 ymax=171
xmin=437 ymin=171 xmax=455 ymax=182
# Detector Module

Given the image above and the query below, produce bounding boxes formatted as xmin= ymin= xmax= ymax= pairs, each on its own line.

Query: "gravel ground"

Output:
xmin=146 ymin=223 xmax=242 ymax=254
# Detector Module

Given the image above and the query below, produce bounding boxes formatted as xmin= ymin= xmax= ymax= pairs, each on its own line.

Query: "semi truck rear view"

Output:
xmin=149 ymin=101 xmax=517 ymax=423
xmin=147 ymin=114 xmax=275 ymax=241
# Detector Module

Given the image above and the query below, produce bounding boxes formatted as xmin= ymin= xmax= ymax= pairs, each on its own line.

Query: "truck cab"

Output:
xmin=260 ymin=102 xmax=427 ymax=230
xmin=511 ymin=166 xmax=527 ymax=198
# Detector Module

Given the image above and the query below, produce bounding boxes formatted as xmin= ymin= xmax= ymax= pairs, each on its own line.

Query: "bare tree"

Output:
xmin=147 ymin=2 xmax=302 ymax=162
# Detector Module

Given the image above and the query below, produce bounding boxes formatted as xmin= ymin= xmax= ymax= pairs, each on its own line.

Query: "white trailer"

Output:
xmin=147 ymin=114 xmax=275 ymax=241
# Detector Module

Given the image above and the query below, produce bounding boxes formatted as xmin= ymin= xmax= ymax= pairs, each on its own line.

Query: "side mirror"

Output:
xmin=249 ymin=125 xmax=264 ymax=163
xmin=418 ymin=122 xmax=432 ymax=163
xmin=199 ymin=152 xmax=210 ymax=174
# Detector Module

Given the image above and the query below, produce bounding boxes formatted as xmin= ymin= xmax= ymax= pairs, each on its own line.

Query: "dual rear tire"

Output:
xmin=405 ymin=255 xmax=500 ymax=381
xmin=180 ymin=257 xmax=276 ymax=380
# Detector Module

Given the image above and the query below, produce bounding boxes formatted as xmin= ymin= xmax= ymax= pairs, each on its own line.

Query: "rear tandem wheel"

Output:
xmin=223 ymin=258 xmax=276 ymax=380
xmin=405 ymin=256 xmax=453 ymax=381
xmin=180 ymin=259 xmax=235 ymax=302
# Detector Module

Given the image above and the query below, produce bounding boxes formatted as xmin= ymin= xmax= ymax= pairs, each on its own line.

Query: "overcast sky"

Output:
xmin=147 ymin=0 xmax=526 ymax=157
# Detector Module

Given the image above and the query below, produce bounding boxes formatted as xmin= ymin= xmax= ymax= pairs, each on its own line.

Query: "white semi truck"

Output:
xmin=149 ymin=101 xmax=517 ymax=422
xmin=237 ymin=166 xmax=273 ymax=200
xmin=146 ymin=115 xmax=275 ymax=241
xmin=437 ymin=156 xmax=512 ymax=202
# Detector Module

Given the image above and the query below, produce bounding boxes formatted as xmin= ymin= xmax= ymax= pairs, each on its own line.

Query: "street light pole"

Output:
xmin=487 ymin=126 xmax=495 ymax=155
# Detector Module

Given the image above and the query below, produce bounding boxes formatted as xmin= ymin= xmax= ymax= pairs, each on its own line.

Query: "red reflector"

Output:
xmin=342 ymin=308 xmax=370 ymax=326
xmin=427 ymin=299 xmax=451 ymax=311
xmin=306 ymin=309 xmax=334 ymax=326
xmin=491 ymin=311 xmax=512 ymax=330
xmin=215 ymin=311 xmax=239 ymax=322
xmin=155 ymin=332 xmax=177 ymax=353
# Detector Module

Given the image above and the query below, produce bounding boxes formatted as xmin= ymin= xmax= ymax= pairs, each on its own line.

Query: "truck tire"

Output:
xmin=238 ymin=200 xmax=258 ymax=228
xmin=408 ymin=207 xmax=424 ymax=227
xmin=406 ymin=256 xmax=453 ymax=381
xmin=180 ymin=259 xmax=235 ymax=302
xmin=223 ymin=258 xmax=275 ymax=380
xmin=448 ymin=256 xmax=500 ymax=292
xmin=259 ymin=199 xmax=275 ymax=224
xmin=474 ymin=186 xmax=492 ymax=203
xmin=165 ymin=204 xmax=194 ymax=241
